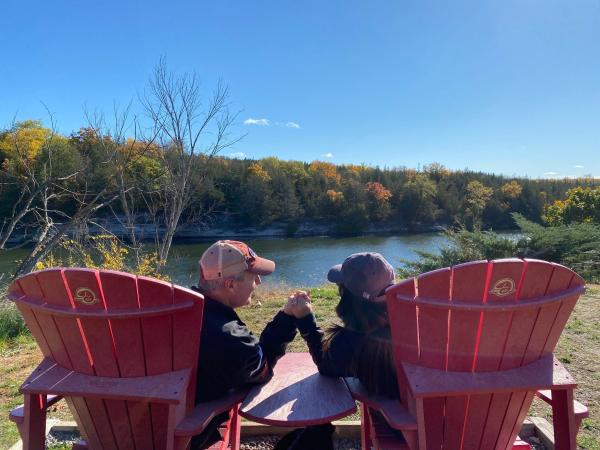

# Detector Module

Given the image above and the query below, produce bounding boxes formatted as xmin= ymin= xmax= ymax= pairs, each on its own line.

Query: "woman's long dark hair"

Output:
xmin=323 ymin=284 xmax=399 ymax=399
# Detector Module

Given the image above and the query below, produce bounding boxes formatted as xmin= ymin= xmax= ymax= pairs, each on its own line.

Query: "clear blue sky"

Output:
xmin=2 ymin=0 xmax=599 ymax=178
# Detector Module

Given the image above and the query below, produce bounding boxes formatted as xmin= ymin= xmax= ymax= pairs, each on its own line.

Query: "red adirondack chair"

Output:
xmin=7 ymin=268 xmax=246 ymax=450
xmin=348 ymin=258 xmax=589 ymax=450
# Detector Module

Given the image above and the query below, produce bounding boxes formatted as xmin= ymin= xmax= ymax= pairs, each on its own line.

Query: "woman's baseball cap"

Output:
xmin=327 ymin=252 xmax=395 ymax=301
xmin=199 ymin=240 xmax=275 ymax=281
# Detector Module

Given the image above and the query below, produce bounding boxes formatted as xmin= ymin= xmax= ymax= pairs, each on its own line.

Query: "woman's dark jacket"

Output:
xmin=297 ymin=313 xmax=400 ymax=400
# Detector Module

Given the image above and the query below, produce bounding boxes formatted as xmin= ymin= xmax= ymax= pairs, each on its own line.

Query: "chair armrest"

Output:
xmin=344 ymin=378 xmax=417 ymax=431
xmin=174 ymin=388 xmax=249 ymax=437
xmin=402 ymin=355 xmax=576 ymax=398
xmin=21 ymin=358 xmax=190 ymax=404
xmin=536 ymin=389 xmax=589 ymax=420
xmin=9 ymin=395 xmax=63 ymax=425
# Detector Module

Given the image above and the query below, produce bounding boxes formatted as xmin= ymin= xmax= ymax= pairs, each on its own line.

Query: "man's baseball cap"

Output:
xmin=327 ymin=252 xmax=395 ymax=301
xmin=199 ymin=240 xmax=275 ymax=281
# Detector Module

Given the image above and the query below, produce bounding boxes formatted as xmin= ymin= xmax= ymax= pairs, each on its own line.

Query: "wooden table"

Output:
xmin=239 ymin=353 xmax=357 ymax=426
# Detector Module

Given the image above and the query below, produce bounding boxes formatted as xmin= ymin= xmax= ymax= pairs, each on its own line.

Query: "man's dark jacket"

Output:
xmin=191 ymin=289 xmax=296 ymax=448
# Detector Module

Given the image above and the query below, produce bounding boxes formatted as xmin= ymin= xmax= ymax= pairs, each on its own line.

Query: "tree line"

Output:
xmin=2 ymin=118 xmax=599 ymax=244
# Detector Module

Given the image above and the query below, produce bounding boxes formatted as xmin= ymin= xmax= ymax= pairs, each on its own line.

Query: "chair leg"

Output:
xmin=22 ymin=393 xmax=47 ymax=450
xmin=360 ymin=403 xmax=373 ymax=450
xmin=228 ymin=405 xmax=241 ymax=450
xmin=551 ymin=389 xmax=577 ymax=450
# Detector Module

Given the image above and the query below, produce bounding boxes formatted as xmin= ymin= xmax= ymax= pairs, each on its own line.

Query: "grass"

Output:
xmin=1 ymin=284 xmax=599 ymax=448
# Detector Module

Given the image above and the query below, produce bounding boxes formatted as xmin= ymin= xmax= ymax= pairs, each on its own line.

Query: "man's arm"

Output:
xmin=221 ymin=310 xmax=296 ymax=387
xmin=257 ymin=310 xmax=297 ymax=375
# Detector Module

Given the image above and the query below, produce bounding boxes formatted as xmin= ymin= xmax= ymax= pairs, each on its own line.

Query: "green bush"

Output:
xmin=0 ymin=304 xmax=29 ymax=341
xmin=398 ymin=228 xmax=518 ymax=278
xmin=399 ymin=213 xmax=600 ymax=283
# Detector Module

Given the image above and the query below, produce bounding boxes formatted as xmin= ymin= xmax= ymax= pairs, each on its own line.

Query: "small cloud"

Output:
xmin=285 ymin=121 xmax=300 ymax=129
xmin=244 ymin=118 xmax=270 ymax=126
xmin=573 ymin=165 xmax=584 ymax=169
xmin=321 ymin=153 xmax=334 ymax=159
xmin=228 ymin=152 xmax=246 ymax=159
xmin=544 ymin=171 xmax=558 ymax=176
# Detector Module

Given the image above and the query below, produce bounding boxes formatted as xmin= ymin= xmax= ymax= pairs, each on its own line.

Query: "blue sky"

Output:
xmin=1 ymin=0 xmax=599 ymax=178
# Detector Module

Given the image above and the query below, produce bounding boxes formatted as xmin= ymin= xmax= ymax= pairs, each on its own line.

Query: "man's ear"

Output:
xmin=225 ymin=278 xmax=235 ymax=290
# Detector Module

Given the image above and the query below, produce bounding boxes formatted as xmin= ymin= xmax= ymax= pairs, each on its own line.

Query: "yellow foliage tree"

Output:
xmin=309 ymin=160 xmax=341 ymax=184
xmin=248 ymin=162 xmax=271 ymax=182
xmin=501 ymin=181 xmax=523 ymax=199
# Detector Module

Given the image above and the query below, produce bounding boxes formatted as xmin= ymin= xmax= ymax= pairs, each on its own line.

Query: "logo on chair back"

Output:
xmin=74 ymin=287 xmax=100 ymax=305
xmin=489 ymin=278 xmax=516 ymax=297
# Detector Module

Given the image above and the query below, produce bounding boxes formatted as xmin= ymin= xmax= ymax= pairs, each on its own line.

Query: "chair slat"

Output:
xmin=15 ymin=304 xmax=52 ymax=358
xmin=519 ymin=261 xmax=559 ymax=365
xmin=173 ymin=286 xmax=204 ymax=409
xmin=85 ymin=398 xmax=119 ymax=450
xmin=421 ymin=398 xmax=444 ymax=450
xmin=443 ymin=396 xmax=468 ymax=450
xmin=17 ymin=274 xmax=71 ymax=367
xmin=17 ymin=274 xmax=72 ymax=368
xmin=138 ymin=276 xmax=174 ymax=450
xmin=486 ymin=259 xmax=525 ymax=304
xmin=451 ymin=260 xmax=489 ymax=304
xmin=448 ymin=261 xmax=489 ymax=372
xmin=462 ymin=394 xmax=493 ymax=448
xmin=495 ymin=391 xmax=534 ymax=450
xmin=98 ymin=271 xmax=146 ymax=377
xmin=387 ymin=278 xmax=418 ymax=365
xmin=416 ymin=268 xmax=450 ymax=370
xmin=542 ymin=265 xmax=583 ymax=354
xmin=128 ymin=401 xmax=156 ymax=450
xmin=65 ymin=397 xmax=104 ymax=450
xmin=103 ymin=401 xmax=136 ymax=449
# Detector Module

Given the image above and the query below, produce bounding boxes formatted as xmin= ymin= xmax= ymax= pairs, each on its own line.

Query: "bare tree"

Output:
xmin=140 ymin=58 xmax=240 ymax=268
xmin=84 ymin=103 xmax=160 ymax=267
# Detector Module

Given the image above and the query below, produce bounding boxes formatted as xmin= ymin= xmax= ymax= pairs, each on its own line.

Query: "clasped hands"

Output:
xmin=283 ymin=290 xmax=312 ymax=318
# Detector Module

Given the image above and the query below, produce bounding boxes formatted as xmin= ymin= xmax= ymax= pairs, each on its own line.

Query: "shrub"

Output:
xmin=35 ymin=235 xmax=168 ymax=280
xmin=0 ymin=304 xmax=29 ymax=341
xmin=399 ymin=213 xmax=600 ymax=283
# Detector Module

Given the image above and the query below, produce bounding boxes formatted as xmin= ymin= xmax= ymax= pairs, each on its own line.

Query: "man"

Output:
xmin=191 ymin=240 xmax=297 ymax=449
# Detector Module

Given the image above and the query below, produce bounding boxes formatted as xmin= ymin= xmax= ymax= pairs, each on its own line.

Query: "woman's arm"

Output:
xmin=296 ymin=313 xmax=361 ymax=377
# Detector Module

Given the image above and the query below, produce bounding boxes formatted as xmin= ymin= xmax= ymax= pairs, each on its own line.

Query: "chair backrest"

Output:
xmin=385 ymin=258 xmax=585 ymax=450
xmin=8 ymin=268 xmax=204 ymax=450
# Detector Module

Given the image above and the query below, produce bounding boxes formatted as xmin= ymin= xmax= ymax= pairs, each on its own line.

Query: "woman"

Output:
xmin=286 ymin=252 xmax=399 ymax=399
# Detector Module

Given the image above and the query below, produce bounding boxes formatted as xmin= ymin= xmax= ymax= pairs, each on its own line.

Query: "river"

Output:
xmin=0 ymin=233 xmax=447 ymax=289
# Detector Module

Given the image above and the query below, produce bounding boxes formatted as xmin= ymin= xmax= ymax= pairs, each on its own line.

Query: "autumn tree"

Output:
xmin=365 ymin=181 xmax=393 ymax=220
xmin=464 ymin=180 xmax=494 ymax=229
xmin=544 ymin=187 xmax=600 ymax=226
xmin=0 ymin=120 xmax=82 ymax=250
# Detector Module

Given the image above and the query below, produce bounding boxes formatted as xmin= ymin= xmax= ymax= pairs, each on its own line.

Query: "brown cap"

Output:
xmin=199 ymin=240 xmax=275 ymax=281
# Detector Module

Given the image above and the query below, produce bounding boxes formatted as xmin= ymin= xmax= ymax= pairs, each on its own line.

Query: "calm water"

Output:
xmin=166 ymin=234 xmax=446 ymax=288
xmin=0 ymin=234 xmax=447 ymax=289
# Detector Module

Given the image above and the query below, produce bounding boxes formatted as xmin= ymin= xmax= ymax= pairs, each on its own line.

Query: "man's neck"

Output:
xmin=206 ymin=290 xmax=233 ymax=309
